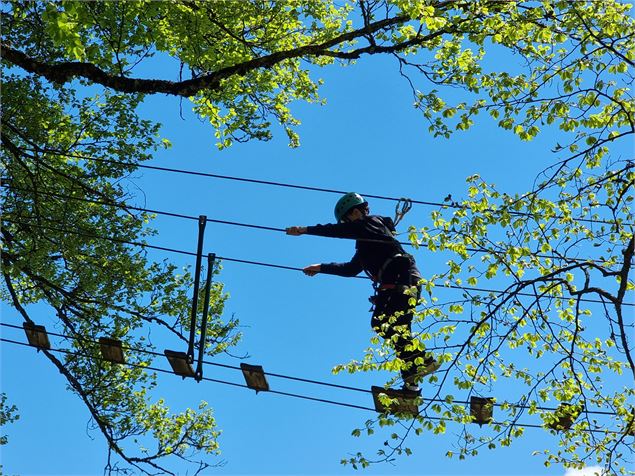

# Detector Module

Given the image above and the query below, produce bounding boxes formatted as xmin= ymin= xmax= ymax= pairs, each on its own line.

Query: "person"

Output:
xmin=286 ymin=192 xmax=439 ymax=393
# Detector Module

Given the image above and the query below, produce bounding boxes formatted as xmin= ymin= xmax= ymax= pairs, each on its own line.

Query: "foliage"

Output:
xmin=0 ymin=393 xmax=19 ymax=476
xmin=0 ymin=72 xmax=238 ymax=472
xmin=0 ymin=393 xmax=19 ymax=446
xmin=1 ymin=0 xmax=633 ymax=474
xmin=330 ymin=1 xmax=634 ymax=473
xmin=1 ymin=2 xmax=244 ymax=474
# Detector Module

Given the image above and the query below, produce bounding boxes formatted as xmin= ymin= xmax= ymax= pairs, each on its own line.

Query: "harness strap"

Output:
xmin=375 ymin=253 xmax=413 ymax=284
xmin=369 ymin=283 xmax=418 ymax=311
xmin=377 ymin=284 xmax=414 ymax=292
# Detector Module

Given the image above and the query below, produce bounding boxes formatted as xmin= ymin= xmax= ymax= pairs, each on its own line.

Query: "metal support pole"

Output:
xmin=195 ymin=253 xmax=215 ymax=381
xmin=187 ymin=215 xmax=207 ymax=363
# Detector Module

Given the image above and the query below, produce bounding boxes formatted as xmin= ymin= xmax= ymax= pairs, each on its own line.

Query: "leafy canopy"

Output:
xmin=1 ymin=0 xmax=633 ymax=474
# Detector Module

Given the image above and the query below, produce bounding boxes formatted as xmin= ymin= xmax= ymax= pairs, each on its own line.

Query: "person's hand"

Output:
xmin=303 ymin=264 xmax=321 ymax=276
xmin=286 ymin=226 xmax=307 ymax=236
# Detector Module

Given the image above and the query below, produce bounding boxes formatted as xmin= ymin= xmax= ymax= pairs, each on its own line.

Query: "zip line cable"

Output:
xmin=16 ymin=150 xmax=624 ymax=227
xmin=0 ymin=321 xmax=621 ymax=418
xmin=1 ymin=184 xmax=620 ymax=264
xmin=4 ymin=216 xmax=631 ymax=307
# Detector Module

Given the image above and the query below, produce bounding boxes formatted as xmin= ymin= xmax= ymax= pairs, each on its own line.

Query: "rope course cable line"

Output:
xmin=0 ymin=321 xmax=621 ymax=418
xmin=0 ymin=336 xmax=376 ymax=413
xmin=1 ymin=184 xmax=621 ymax=264
xmin=3 ymin=216 xmax=631 ymax=307
xmin=12 ymin=149 xmax=625 ymax=227
xmin=3 ymin=333 xmax=628 ymax=436
xmin=1 ymin=184 xmax=283 ymax=232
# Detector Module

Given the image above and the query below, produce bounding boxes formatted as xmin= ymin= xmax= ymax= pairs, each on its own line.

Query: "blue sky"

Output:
xmin=1 ymin=47 xmax=629 ymax=475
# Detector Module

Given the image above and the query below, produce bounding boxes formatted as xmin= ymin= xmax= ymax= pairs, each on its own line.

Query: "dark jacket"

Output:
xmin=306 ymin=215 xmax=421 ymax=285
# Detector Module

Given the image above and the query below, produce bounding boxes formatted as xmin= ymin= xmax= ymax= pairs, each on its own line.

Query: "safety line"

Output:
xmin=45 ymin=153 xmax=450 ymax=206
xmin=1 ymin=336 xmax=625 ymax=434
xmin=0 ymin=185 xmax=421 ymax=245
xmin=3 ymin=217 xmax=630 ymax=307
xmin=15 ymin=150 xmax=624 ymax=227
xmin=1 ymin=184 xmax=616 ymax=263
xmin=2 ymin=184 xmax=284 ymax=232
xmin=0 ymin=321 xmax=624 ymax=417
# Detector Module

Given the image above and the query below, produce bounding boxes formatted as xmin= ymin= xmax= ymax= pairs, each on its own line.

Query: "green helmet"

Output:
xmin=334 ymin=192 xmax=366 ymax=222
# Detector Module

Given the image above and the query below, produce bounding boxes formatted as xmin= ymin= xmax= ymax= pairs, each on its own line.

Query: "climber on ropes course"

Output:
xmin=286 ymin=192 xmax=440 ymax=394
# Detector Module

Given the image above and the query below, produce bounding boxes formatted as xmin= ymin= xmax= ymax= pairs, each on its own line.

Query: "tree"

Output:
xmin=1 ymin=0 xmax=632 ymax=474
xmin=0 ymin=393 xmax=19 ymax=476
xmin=0 ymin=393 xmax=19 ymax=447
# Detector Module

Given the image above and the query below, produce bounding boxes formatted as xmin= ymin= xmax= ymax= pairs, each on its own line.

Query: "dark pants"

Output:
xmin=371 ymin=285 xmax=422 ymax=384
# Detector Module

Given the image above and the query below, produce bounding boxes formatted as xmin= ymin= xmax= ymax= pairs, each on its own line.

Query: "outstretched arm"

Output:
xmin=301 ymin=258 xmax=362 ymax=278
xmin=287 ymin=222 xmax=364 ymax=240
xmin=287 ymin=226 xmax=364 ymax=277
xmin=320 ymin=252 xmax=364 ymax=277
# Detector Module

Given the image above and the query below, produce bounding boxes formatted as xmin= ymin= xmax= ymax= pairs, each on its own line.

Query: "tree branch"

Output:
xmin=614 ymin=235 xmax=635 ymax=380
xmin=1 ymin=13 xmax=411 ymax=96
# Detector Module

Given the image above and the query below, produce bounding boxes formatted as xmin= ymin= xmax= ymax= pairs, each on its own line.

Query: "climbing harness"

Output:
xmin=375 ymin=253 xmax=414 ymax=284
xmin=377 ymin=283 xmax=416 ymax=292
xmin=367 ymin=253 xmax=417 ymax=311
xmin=368 ymin=284 xmax=417 ymax=311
